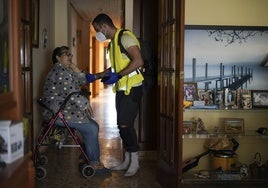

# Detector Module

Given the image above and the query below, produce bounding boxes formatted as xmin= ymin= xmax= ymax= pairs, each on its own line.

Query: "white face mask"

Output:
xmin=96 ymin=32 xmax=107 ymax=42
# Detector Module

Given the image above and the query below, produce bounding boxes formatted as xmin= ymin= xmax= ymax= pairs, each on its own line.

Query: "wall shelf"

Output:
xmin=183 ymin=131 xmax=268 ymax=139
xmin=184 ymin=108 xmax=268 ymax=112
xmin=182 ymin=170 xmax=268 ymax=185
xmin=183 ymin=108 xmax=268 ymax=182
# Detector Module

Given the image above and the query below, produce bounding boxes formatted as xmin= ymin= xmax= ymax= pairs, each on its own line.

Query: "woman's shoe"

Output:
xmin=93 ymin=163 xmax=111 ymax=175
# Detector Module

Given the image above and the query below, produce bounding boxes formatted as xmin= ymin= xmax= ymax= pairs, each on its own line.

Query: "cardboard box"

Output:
xmin=0 ymin=120 xmax=24 ymax=164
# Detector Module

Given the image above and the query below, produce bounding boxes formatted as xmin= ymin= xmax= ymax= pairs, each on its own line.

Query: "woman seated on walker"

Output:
xmin=41 ymin=46 xmax=110 ymax=175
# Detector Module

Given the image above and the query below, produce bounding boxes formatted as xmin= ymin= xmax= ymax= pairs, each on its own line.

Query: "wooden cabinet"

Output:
xmin=0 ymin=0 xmax=34 ymax=187
xmin=0 ymin=153 xmax=34 ymax=188
xmin=182 ymin=109 xmax=268 ymax=183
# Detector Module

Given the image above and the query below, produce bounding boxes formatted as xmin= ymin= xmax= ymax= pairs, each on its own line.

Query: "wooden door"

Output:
xmin=132 ymin=0 xmax=159 ymax=151
xmin=158 ymin=0 xmax=184 ymax=187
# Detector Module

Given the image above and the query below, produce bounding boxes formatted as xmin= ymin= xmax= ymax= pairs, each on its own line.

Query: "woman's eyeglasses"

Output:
xmin=60 ymin=52 xmax=73 ymax=57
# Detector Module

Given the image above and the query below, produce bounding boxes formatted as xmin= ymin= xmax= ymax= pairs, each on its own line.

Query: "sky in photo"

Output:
xmin=184 ymin=29 xmax=268 ymax=66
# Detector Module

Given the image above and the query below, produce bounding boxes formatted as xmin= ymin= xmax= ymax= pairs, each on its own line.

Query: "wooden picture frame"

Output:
xmin=31 ymin=0 xmax=39 ymax=48
xmin=198 ymin=89 xmax=213 ymax=105
xmin=184 ymin=82 xmax=198 ymax=101
xmin=224 ymin=89 xmax=237 ymax=107
xmin=252 ymin=90 xmax=268 ymax=108
xmin=183 ymin=121 xmax=196 ymax=134
xmin=214 ymin=90 xmax=223 ymax=106
xmin=242 ymin=93 xmax=252 ymax=109
xmin=223 ymin=118 xmax=244 ymax=135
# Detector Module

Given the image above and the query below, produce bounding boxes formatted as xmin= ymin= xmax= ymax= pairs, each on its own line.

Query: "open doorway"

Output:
xmin=89 ymin=37 xmax=110 ymax=98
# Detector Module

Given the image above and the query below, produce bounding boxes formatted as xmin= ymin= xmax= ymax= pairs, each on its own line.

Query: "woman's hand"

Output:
xmin=69 ymin=62 xmax=81 ymax=73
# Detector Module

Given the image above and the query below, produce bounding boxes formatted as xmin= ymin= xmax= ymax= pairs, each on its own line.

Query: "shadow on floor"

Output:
xmin=35 ymin=87 xmax=162 ymax=188
xmin=34 ymin=146 xmax=162 ymax=188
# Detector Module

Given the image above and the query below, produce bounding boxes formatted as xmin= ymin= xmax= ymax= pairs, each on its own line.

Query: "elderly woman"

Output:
xmin=42 ymin=46 xmax=110 ymax=175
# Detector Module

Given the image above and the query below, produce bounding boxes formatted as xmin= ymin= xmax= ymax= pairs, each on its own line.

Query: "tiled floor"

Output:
xmin=35 ymin=87 xmax=162 ymax=188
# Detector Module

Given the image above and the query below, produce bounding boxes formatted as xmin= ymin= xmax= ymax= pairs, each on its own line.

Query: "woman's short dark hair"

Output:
xmin=92 ymin=13 xmax=115 ymax=28
xmin=52 ymin=46 xmax=69 ymax=64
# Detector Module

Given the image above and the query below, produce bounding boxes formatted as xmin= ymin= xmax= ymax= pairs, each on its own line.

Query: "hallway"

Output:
xmin=35 ymin=87 xmax=162 ymax=188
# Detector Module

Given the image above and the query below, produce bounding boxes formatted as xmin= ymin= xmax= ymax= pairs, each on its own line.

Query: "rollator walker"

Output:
xmin=33 ymin=91 xmax=95 ymax=179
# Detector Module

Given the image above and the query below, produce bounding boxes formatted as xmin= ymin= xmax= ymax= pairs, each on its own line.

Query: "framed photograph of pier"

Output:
xmin=252 ymin=90 xmax=268 ymax=108
xmin=184 ymin=26 xmax=268 ymax=92
xmin=184 ymin=82 xmax=198 ymax=101
xmin=223 ymin=118 xmax=244 ymax=135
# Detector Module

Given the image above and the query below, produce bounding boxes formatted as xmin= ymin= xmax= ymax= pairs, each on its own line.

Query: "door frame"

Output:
xmin=157 ymin=0 xmax=185 ymax=187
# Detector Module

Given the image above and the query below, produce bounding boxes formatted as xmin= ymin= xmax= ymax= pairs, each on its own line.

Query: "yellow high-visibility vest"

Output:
xmin=109 ymin=29 xmax=144 ymax=95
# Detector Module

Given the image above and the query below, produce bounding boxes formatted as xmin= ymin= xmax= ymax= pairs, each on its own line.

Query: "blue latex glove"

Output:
xmin=86 ymin=73 xmax=96 ymax=83
xmin=101 ymin=72 xmax=122 ymax=84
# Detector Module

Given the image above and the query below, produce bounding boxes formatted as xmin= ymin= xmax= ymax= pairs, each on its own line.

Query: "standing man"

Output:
xmin=92 ymin=13 xmax=144 ymax=176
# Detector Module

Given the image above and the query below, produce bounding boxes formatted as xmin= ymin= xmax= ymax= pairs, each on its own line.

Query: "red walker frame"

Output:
xmin=33 ymin=91 xmax=95 ymax=179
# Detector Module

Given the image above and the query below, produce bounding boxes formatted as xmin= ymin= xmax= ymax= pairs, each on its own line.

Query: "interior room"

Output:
xmin=0 ymin=0 xmax=268 ymax=188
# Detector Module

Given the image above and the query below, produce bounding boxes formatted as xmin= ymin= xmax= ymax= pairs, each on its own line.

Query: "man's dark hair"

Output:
xmin=92 ymin=13 xmax=115 ymax=28
xmin=52 ymin=46 xmax=69 ymax=64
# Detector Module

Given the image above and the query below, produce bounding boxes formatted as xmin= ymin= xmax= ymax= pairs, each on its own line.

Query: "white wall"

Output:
xmin=125 ymin=0 xmax=133 ymax=30
xmin=32 ymin=0 xmax=56 ymax=139
xmin=54 ymin=0 xmax=69 ymax=46
xmin=32 ymin=0 xmax=81 ymax=140
xmin=185 ymin=0 xmax=268 ymax=26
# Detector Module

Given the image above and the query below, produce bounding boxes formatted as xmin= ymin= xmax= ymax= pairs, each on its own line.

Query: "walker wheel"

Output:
xmin=38 ymin=155 xmax=48 ymax=166
xmin=35 ymin=166 xmax=47 ymax=179
xmin=81 ymin=164 xmax=95 ymax=178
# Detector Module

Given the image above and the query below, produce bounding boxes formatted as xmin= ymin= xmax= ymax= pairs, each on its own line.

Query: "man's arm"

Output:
xmin=117 ymin=45 xmax=143 ymax=77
